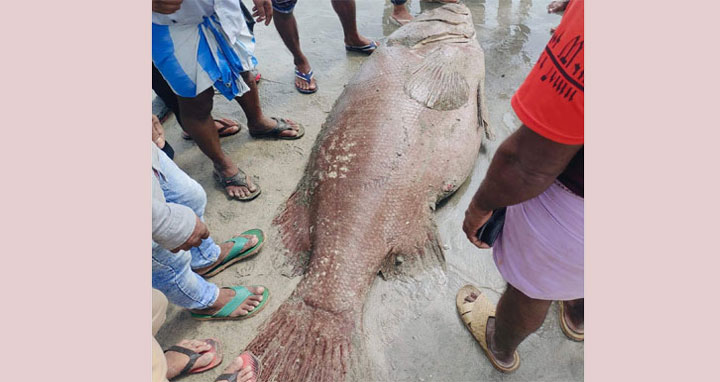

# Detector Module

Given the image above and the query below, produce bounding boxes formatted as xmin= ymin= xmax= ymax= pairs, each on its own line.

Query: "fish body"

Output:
xmin=248 ymin=4 xmax=490 ymax=381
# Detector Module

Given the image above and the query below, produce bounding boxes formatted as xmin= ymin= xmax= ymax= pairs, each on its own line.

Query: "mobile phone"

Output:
xmin=476 ymin=207 xmax=507 ymax=247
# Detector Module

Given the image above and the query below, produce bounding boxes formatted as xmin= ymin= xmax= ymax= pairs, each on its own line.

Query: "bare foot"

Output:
xmin=193 ymin=234 xmax=259 ymax=276
xmin=215 ymin=164 xmax=259 ymax=199
xmin=344 ymin=33 xmax=373 ymax=48
xmin=391 ymin=5 xmax=413 ymax=25
xmin=164 ymin=339 xmax=216 ymax=380
xmin=217 ymin=354 xmax=258 ymax=382
xmin=464 ymin=292 xmax=516 ymax=368
xmin=191 ymin=286 xmax=266 ymax=318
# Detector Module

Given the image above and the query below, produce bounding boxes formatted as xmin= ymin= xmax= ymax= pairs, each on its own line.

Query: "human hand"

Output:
xmin=547 ymin=0 xmax=569 ymax=14
xmin=462 ymin=201 xmax=493 ymax=249
xmin=252 ymin=0 xmax=273 ymax=25
xmin=152 ymin=115 xmax=166 ymax=149
xmin=171 ymin=216 xmax=210 ymax=253
xmin=153 ymin=0 xmax=183 ymax=14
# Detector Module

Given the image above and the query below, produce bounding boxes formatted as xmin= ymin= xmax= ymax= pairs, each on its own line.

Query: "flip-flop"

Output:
xmin=345 ymin=40 xmax=380 ymax=55
xmin=213 ymin=166 xmax=261 ymax=201
xmin=215 ymin=351 xmax=262 ymax=382
xmin=164 ymin=338 xmax=223 ymax=380
xmin=559 ymin=301 xmax=584 ymax=342
xmin=196 ymin=229 xmax=266 ymax=278
xmin=191 ymin=286 xmax=270 ymax=321
xmin=295 ymin=68 xmax=318 ymax=94
xmin=249 ymin=117 xmax=305 ymax=140
xmin=456 ymin=285 xmax=520 ymax=373
xmin=182 ymin=119 xmax=241 ymax=140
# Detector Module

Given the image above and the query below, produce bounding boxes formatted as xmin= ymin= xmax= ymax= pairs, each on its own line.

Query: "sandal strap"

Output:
xmin=268 ymin=117 xmax=295 ymax=134
xmin=215 ymin=373 xmax=238 ymax=382
xmin=216 ymin=168 xmax=250 ymax=188
xmin=294 ymin=68 xmax=314 ymax=83
xmin=214 ymin=286 xmax=253 ymax=318
xmin=164 ymin=346 xmax=202 ymax=376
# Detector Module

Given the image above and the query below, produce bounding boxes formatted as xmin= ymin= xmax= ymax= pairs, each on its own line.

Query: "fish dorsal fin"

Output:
xmin=405 ymin=49 xmax=469 ymax=111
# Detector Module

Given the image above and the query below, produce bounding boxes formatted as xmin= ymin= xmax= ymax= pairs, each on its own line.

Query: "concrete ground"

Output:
xmin=155 ymin=1 xmax=583 ymax=381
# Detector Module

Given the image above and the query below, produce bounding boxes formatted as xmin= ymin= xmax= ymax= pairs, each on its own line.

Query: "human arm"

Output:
xmin=462 ymin=125 xmax=581 ymax=248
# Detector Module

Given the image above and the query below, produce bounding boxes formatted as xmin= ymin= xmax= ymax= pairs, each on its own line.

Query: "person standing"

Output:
xmin=271 ymin=0 xmax=380 ymax=94
xmin=152 ymin=0 xmax=305 ymax=201
xmin=456 ymin=0 xmax=584 ymax=373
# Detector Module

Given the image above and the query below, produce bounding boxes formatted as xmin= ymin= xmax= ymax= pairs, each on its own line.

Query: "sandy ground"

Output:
xmin=155 ymin=1 xmax=583 ymax=381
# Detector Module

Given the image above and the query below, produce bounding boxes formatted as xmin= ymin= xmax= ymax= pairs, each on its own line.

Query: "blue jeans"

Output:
xmin=152 ymin=150 xmax=220 ymax=310
xmin=391 ymin=0 xmax=408 ymax=5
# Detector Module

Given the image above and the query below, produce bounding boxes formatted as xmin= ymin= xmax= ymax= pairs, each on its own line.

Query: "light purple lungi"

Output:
xmin=493 ymin=180 xmax=584 ymax=301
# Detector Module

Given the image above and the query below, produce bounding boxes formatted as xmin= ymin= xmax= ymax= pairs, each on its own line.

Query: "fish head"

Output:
xmin=387 ymin=3 xmax=476 ymax=49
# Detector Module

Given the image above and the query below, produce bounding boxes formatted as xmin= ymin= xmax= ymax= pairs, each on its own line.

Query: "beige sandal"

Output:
xmin=456 ymin=285 xmax=520 ymax=373
xmin=559 ymin=301 xmax=584 ymax=342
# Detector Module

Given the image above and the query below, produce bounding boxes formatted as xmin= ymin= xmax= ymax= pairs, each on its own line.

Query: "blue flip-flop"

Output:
xmin=295 ymin=68 xmax=317 ymax=94
xmin=345 ymin=40 xmax=379 ymax=55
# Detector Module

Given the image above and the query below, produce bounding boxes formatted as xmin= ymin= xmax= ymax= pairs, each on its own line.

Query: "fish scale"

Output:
xmin=247 ymin=4 xmax=491 ymax=381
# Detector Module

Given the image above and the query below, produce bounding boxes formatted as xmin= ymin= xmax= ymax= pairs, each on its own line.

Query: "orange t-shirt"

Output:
xmin=511 ymin=0 xmax=584 ymax=145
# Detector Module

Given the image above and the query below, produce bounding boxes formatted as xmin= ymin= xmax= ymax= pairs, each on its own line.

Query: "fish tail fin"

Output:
xmin=379 ymin=222 xmax=445 ymax=280
xmin=246 ymin=299 xmax=355 ymax=382
xmin=273 ymin=189 xmax=312 ymax=277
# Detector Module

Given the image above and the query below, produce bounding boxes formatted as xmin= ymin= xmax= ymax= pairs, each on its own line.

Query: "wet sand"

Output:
xmin=155 ymin=1 xmax=583 ymax=380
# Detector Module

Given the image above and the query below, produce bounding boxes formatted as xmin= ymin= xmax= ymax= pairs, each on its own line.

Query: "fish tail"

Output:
xmin=247 ymin=299 xmax=355 ymax=382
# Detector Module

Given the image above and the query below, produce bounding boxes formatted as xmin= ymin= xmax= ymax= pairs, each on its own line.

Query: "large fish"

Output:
xmin=247 ymin=4 xmax=491 ymax=381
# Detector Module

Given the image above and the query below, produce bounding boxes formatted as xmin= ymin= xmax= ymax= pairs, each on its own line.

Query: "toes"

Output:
xmin=221 ymin=356 xmax=244 ymax=377
xmin=249 ymin=286 xmax=265 ymax=295
xmin=195 ymin=351 xmax=215 ymax=368
xmin=238 ymin=366 xmax=255 ymax=382
xmin=182 ymin=339 xmax=211 ymax=352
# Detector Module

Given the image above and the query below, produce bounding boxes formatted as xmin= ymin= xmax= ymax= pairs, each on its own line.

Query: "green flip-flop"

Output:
xmin=191 ymin=285 xmax=270 ymax=321
xmin=197 ymin=229 xmax=265 ymax=278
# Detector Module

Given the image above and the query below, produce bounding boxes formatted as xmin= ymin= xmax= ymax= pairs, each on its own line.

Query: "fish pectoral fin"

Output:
xmin=379 ymin=223 xmax=446 ymax=281
xmin=477 ymin=84 xmax=495 ymax=141
xmin=405 ymin=49 xmax=469 ymax=111
xmin=273 ymin=188 xmax=313 ymax=277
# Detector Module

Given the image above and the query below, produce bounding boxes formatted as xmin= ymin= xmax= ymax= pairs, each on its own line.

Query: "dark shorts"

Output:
xmin=272 ymin=0 xmax=298 ymax=14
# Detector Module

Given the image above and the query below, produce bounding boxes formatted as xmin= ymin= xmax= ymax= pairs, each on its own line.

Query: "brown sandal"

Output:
xmin=456 ymin=285 xmax=520 ymax=373
xmin=213 ymin=166 xmax=261 ymax=201
xmin=182 ymin=119 xmax=242 ymax=140
xmin=248 ymin=117 xmax=305 ymax=140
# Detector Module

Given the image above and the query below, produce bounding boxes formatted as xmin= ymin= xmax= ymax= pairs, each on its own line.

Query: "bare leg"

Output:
xmin=177 ymin=88 xmax=257 ymax=198
xmin=465 ymin=283 xmax=551 ymax=367
xmin=330 ymin=0 xmax=372 ymax=47
xmin=234 ymin=72 xmax=301 ymax=138
xmin=273 ymin=11 xmax=317 ymax=92
xmin=491 ymin=284 xmax=551 ymax=365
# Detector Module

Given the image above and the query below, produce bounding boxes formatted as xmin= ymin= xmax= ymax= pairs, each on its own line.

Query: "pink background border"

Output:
xmin=4 ymin=1 xmax=719 ymax=381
